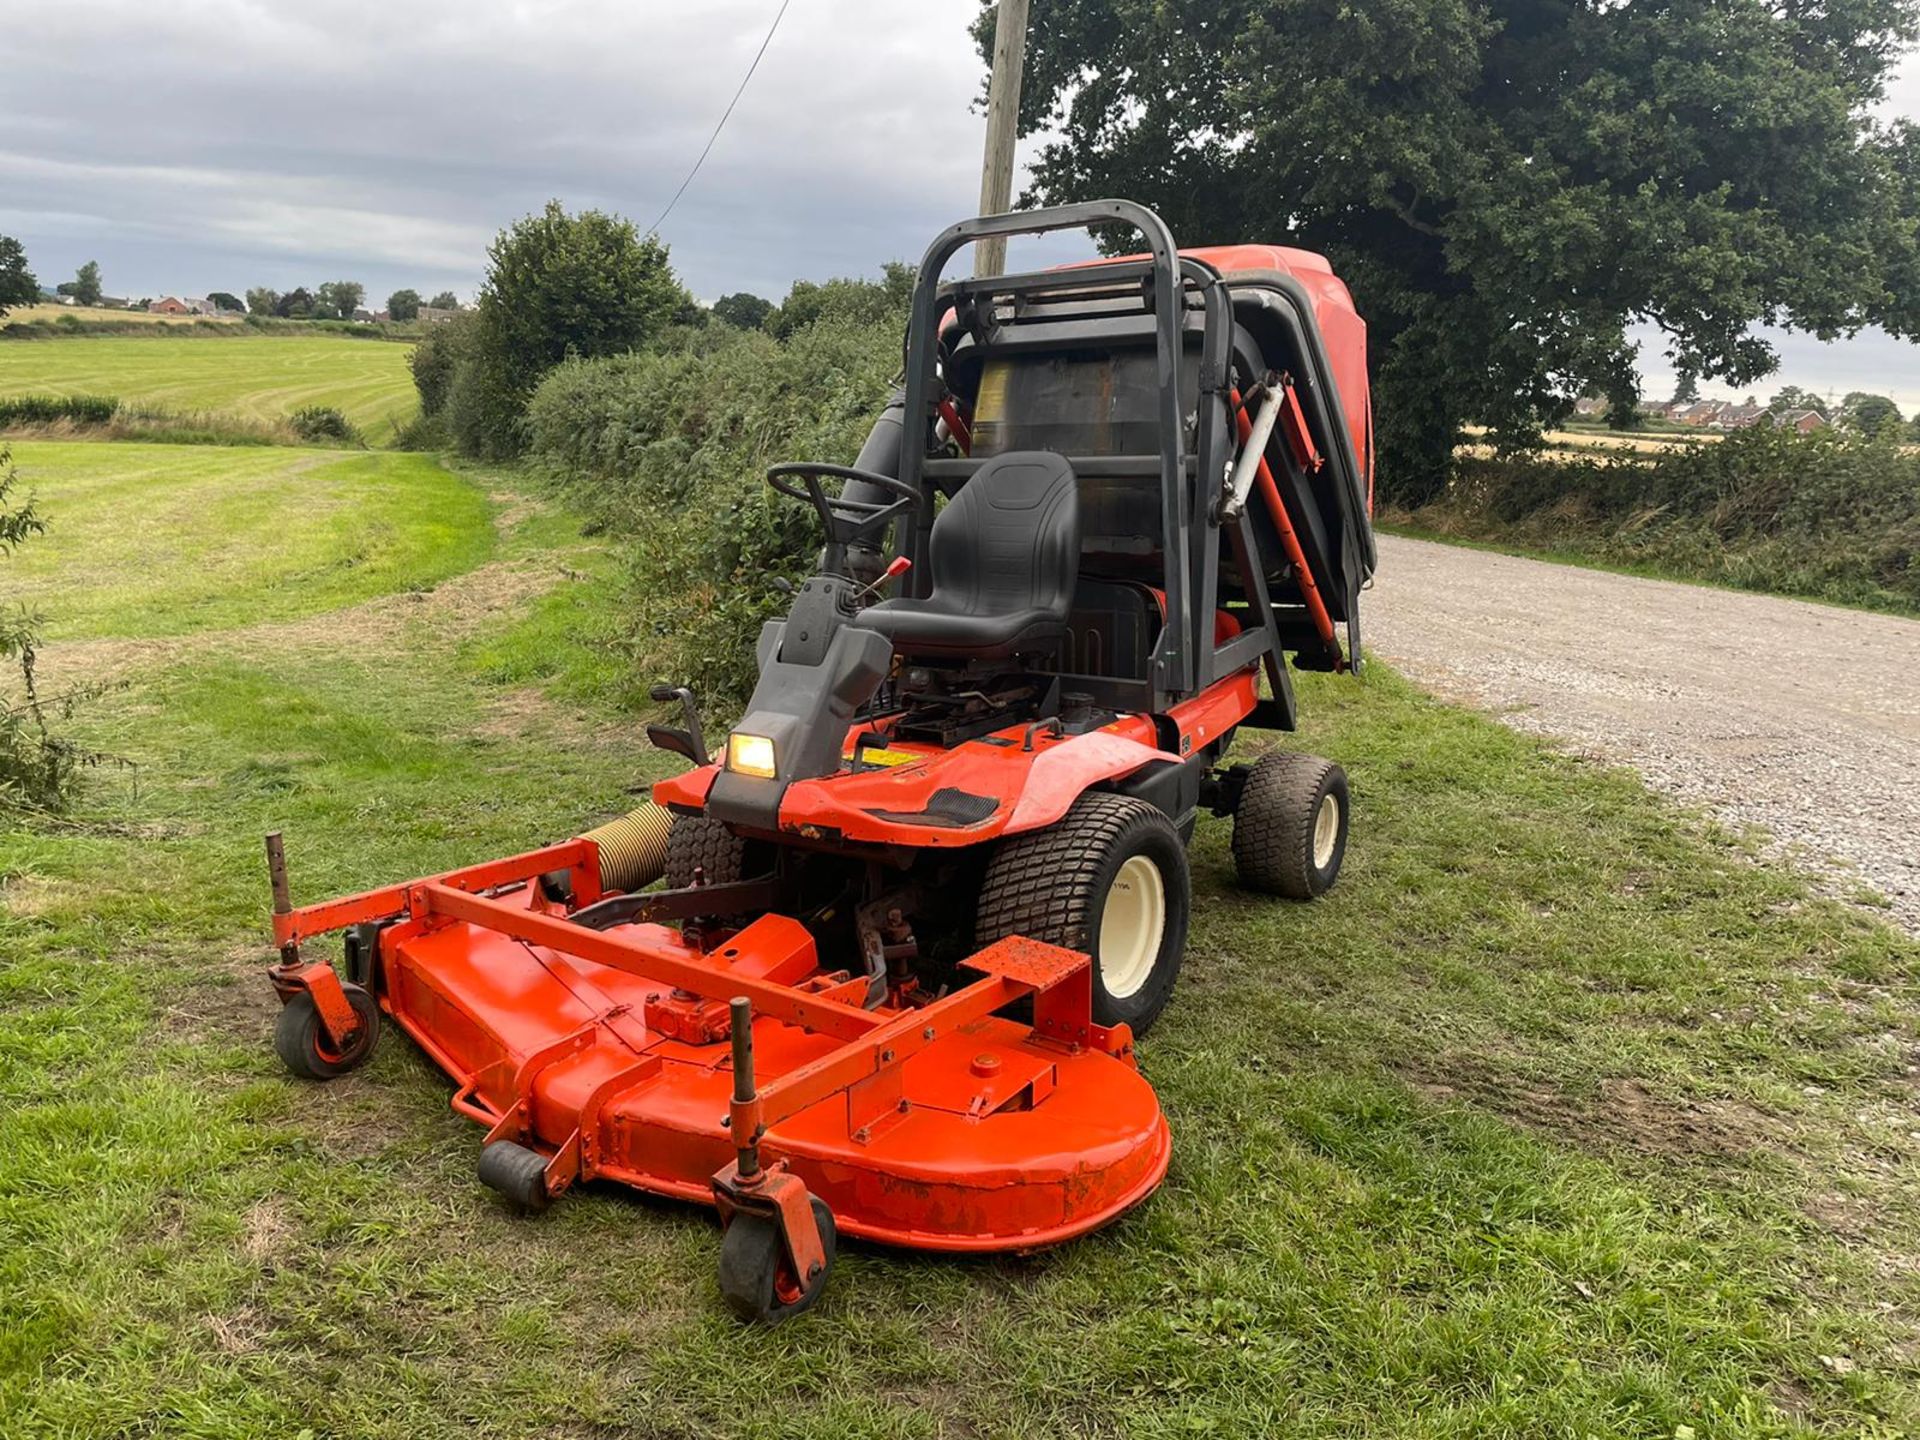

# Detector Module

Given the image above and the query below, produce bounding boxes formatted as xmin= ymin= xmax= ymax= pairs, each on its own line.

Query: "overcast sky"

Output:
xmin=3 ymin=1 xmax=1916 ymax=407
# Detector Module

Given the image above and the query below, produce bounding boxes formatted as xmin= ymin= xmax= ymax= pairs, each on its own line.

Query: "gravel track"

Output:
xmin=1366 ymin=534 xmax=1920 ymax=933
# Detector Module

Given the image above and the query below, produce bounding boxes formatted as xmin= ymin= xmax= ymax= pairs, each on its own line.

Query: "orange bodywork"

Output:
xmin=271 ymin=657 xmax=1262 ymax=1250
xmin=655 ymin=667 xmax=1260 ymax=847
xmin=273 ymin=841 xmax=1170 ymax=1251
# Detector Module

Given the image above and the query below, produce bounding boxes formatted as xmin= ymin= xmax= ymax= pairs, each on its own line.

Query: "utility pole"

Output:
xmin=975 ymin=0 xmax=1031 ymax=278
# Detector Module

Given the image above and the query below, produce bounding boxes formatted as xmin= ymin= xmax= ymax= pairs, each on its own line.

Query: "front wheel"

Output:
xmin=976 ymin=793 xmax=1191 ymax=1034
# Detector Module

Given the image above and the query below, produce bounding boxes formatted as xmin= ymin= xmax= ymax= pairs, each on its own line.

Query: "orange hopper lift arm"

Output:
xmin=1229 ymin=385 xmax=1341 ymax=660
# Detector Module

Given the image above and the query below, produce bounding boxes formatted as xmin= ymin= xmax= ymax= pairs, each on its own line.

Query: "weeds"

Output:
xmin=0 ymin=394 xmax=119 ymax=427
xmin=0 ymin=445 xmax=117 ymax=810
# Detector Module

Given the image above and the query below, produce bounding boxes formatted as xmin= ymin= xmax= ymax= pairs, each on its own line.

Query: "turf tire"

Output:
xmin=1231 ymin=751 xmax=1349 ymax=900
xmin=976 ymin=793 xmax=1190 ymax=1034
xmin=664 ymin=815 xmax=751 ymax=889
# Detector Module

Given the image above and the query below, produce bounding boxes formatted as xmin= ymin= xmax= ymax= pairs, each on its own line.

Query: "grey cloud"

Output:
xmin=3 ymin=1 xmax=1914 ymax=401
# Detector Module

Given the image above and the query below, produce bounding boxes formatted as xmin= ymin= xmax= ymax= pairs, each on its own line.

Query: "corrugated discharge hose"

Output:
xmin=581 ymin=803 xmax=675 ymax=893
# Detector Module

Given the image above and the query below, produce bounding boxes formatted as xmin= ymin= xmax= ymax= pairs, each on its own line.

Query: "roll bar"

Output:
xmin=897 ymin=200 xmax=1203 ymax=695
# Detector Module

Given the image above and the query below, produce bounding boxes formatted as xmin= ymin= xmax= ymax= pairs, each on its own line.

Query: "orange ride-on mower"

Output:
xmin=263 ymin=200 xmax=1377 ymax=1322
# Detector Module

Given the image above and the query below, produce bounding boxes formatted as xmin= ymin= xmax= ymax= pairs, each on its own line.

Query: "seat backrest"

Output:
xmin=926 ymin=451 xmax=1080 ymax=619
xmin=1063 ymin=578 xmax=1159 ymax=679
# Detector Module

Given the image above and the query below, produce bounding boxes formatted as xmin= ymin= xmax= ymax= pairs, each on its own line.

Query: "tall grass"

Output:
xmin=0 ymin=394 xmax=118 ymax=426
xmin=0 ymin=392 xmax=365 ymax=448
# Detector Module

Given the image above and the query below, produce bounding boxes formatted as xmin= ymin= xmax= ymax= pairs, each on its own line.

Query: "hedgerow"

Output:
xmin=1398 ymin=425 xmax=1920 ymax=614
xmin=526 ymin=310 xmax=902 ymax=711
xmin=0 ymin=393 xmax=118 ymax=426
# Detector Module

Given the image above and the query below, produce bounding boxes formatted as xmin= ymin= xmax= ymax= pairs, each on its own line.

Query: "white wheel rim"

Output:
xmin=1098 ymin=854 xmax=1167 ymax=999
xmin=1312 ymin=792 xmax=1341 ymax=869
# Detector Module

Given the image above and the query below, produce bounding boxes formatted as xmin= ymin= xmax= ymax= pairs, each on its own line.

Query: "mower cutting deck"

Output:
xmin=264 ymin=199 xmax=1376 ymax=1322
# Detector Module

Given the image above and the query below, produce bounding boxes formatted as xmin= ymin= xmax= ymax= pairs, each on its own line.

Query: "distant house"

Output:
xmin=1780 ymin=409 xmax=1827 ymax=433
xmin=148 ymin=297 xmax=191 ymax=315
xmin=1710 ymin=404 xmax=1767 ymax=430
xmin=1676 ymin=400 xmax=1725 ymax=425
xmin=416 ymin=305 xmax=462 ymax=325
xmin=1572 ymin=396 xmax=1606 ymax=417
xmin=352 ymin=307 xmax=376 ymax=322
xmin=97 ymin=295 xmax=129 ymax=310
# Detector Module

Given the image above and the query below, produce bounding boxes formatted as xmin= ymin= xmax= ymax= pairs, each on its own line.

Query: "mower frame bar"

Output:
xmin=269 ymin=838 xmax=1120 ymax=1136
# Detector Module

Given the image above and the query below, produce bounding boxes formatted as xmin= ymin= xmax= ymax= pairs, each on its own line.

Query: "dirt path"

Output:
xmin=1367 ymin=534 xmax=1920 ymax=932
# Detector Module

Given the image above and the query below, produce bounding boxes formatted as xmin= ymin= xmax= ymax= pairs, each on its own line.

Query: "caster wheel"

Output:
xmin=718 ymin=1197 xmax=837 ymax=1324
xmin=273 ymin=981 xmax=379 ymax=1080
xmin=477 ymin=1140 xmax=552 ymax=1212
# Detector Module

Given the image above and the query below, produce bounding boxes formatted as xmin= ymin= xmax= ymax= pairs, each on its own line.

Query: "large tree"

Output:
xmin=1770 ymin=385 xmax=1829 ymax=416
xmin=71 ymin=260 xmax=102 ymax=307
xmin=246 ymin=286 xmax=279 ymax=316
xmin=712 ymin=291 xmax=774 ymax=330
xmin=1841 ymin=390 xmax=1904 ymax=434
xmin=444 ymin=201 xmax=690 ymax=459
xmin=0 ymin=236 xmax=38 ymax=319
xmin=316 ymin=280 xmax=365 ymax=320
xmin=992 ymin=0 xmax=1920 ymax=503
xmin=386 ymin=288 xmax=422 ymax=322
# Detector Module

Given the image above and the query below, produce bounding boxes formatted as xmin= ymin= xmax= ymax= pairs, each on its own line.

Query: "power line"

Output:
xmin=646 ymin=0 xmax=795 ymax=239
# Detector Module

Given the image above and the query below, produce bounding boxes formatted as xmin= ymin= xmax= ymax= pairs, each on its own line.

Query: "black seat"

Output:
xmin=862 ymin=451 xmax=1080 ymax=661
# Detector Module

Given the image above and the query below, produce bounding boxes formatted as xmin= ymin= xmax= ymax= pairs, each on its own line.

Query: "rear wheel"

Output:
xmin=1232 ymin=751 xmax=1349 ymax=899
xmin=976 ymin=793 xmax=1191 ymax=1034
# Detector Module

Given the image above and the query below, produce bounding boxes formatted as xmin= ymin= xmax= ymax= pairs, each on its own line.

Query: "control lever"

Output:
xmin=853 ymin=555 xmax=911 ymax=604
xmin=647 ymin=684 xmax=710 ymax=766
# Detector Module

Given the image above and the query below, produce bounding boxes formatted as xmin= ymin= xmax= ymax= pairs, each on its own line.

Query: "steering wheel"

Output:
xmin=765 ymin=463 xmax=920 ymax=561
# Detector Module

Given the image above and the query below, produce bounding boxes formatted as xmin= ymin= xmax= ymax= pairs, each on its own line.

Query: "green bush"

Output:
xmin=765 ymin=264 xmax=914 ymax=340
xmin=433 ymin=201 xmax=693 ymax=461
xmin=526 ymin=311 xmax=903 ymax=712
xmin=1409 ymin=424 xmax=1920 ymax=613
xmin=0 ymin=393 xmax=118 ymax=427
xmin=408 ymin=314 xmax=471 ymax=418
xmin=288 ymin=404 xmax=360 ymax=445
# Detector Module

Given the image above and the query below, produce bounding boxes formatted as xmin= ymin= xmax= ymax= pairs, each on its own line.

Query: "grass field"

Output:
xmin=0 ymin=334 xmax=417 ymax=434
xmin=2 ymin=445 xmax=1918 ymax=1436
xmin=2 ymin=442 xmax=492 ymax=639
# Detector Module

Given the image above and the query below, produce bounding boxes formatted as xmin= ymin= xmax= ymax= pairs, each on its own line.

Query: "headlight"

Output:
xmin=726 ymin=733 xmax=777 ymax=779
